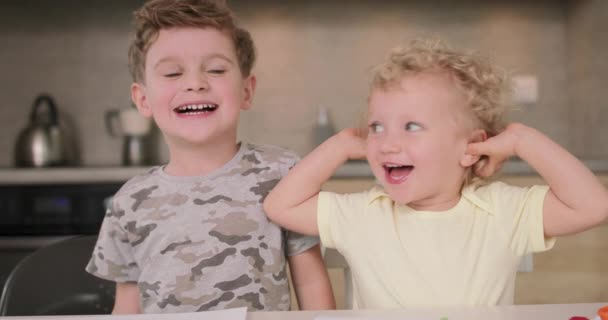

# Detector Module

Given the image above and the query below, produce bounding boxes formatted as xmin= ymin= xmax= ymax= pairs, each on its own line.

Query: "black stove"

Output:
xmin=0 ymin=183 xmax=121 ymax=236
xmin=0 ymin=180 xmax=124 ymax=296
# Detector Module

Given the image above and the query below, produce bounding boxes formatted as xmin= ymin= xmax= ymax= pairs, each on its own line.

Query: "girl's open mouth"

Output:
xmin=383 ymin=164 xmax=414 ymax=184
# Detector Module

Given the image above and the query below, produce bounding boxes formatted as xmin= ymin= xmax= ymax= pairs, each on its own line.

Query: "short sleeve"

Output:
xmin=85 ymin=202 xmax=140 ymax=282
xmin=317 ymin=191 xmax=369 ymax=250
xmin=520 ymin=185 xmax=555 ymax=253
xmin=278 ymin=150 xmax=300 ymax=178
xmin=275 ymin=148 xmax=318 ymax=257
xmin=317 ymin=191 xmax=339 ymax=249
xmin=489 ymin=182 xmax=555 ymax=255
xmin=285 ymin=230 xmax=319 ymax=257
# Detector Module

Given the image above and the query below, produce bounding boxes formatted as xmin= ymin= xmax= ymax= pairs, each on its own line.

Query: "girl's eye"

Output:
xmin=405 ymin=122 xmax=423 ymax=132
xmin=164 ymin=72 xmax=181 ymax=78
xmin=369 ymin=122 xmax=384 ymax=134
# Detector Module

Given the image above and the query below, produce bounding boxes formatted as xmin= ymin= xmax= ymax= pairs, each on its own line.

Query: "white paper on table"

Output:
xmin=70 ymin=307 xmax=247 ymax=320
xmin=315 ymin=315 xmax=441 ymax=320
xmin=316 ymin=317 xmax=396 ymax=320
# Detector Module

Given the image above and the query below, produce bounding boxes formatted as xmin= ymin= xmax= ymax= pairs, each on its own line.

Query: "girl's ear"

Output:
xmin=460 ymin=129 xmax=487 ymax=167
xmin=131 ymin=82 xmax=152 ymax=118
xmin=241 ymin=74 xmax=257 ymax=110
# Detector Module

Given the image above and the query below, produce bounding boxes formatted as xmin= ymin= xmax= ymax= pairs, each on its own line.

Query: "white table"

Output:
xmin=0 ymin=303 xmax=605 ymax=320
xmin=248 ymin=303 xmax=607 ymax=320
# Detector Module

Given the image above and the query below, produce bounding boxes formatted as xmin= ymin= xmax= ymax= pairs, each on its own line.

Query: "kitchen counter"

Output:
xmin=0 ymin=163 xmax=372 ymax=185
xmin=0 ymin=166 xmax=152 ymax=185
xmin=337 ymin=158 xmax=608 ymax=177
xmin=1 ymin=158 xmax=607 ymax=185
xmin=314 ymin=158 xmax=608 ymax=177
xmin=502 ymin=158 xmax=608 ymax=175
xmin=0 ymin=161 xmax=373 ymax=185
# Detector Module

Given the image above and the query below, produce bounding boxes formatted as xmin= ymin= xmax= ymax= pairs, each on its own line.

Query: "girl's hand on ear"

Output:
xmin=336 ymin=128 xmax=367 ymax=160
xmin=466 ymin=123 xmax=522 ymax=177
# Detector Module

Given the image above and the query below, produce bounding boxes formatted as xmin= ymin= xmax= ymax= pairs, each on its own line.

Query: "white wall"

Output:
xmin=1 ymin=0 xmax=605 ymax=167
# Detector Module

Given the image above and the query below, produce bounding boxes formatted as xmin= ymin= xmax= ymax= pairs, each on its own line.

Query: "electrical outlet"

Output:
xmin=512 ymin=75 xmax=538 ymax=107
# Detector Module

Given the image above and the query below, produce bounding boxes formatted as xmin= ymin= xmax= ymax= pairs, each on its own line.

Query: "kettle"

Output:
xmin=14 ymin=94 xmax=75 ymax=167
xmin=105 ymin=107 xmax=153 ymax=166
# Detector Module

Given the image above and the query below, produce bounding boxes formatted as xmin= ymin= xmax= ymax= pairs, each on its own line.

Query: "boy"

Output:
xmin=264 ymin=39 xmax=608 ymax=308
xmin=86 ymin=0 xmax=335 ymax=314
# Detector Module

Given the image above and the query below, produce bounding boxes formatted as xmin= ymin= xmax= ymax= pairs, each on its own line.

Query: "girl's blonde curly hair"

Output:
xmin=371 ymin=39 xmax=512 ymax=184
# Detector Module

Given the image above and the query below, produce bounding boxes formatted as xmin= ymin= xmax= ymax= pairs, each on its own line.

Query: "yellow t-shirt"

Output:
xmin=318 ymin=181 xmax=554 ymax=308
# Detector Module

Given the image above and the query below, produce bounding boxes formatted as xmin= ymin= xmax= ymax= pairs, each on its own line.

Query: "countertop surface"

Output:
xmin=0 ymin=161 xmax=373 ymax=184
xmin=0 ymin=303 xmax=604 ymax=320
xmin=247 ymin=303 xmax=608 ymax=320
xmin=0 ymin=159 xmax=607 ymax=184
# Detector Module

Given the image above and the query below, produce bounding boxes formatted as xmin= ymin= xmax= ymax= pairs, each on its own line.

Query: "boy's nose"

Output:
xmin=185 ymin=75 xmax=209 ymax=92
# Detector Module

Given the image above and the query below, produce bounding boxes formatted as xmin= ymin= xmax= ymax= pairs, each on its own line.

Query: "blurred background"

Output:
xmin=0 ymin=0 xmax=606 ymax=166
xmin=0 ymin=0 xmax=607 ymax=309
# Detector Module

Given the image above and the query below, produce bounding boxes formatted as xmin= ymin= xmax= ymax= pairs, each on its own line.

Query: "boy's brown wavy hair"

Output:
xmin=128 ymin=0 xmax=256 ymax=83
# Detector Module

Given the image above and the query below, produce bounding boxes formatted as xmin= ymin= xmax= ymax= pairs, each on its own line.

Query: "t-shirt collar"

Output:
xmin=366 ymin=184 xmax=494 ymax=215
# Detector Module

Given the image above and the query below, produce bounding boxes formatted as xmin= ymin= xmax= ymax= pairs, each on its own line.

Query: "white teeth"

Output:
xmin=385 ymin=164 xmax=402 ymax=168
xmin=177 ymin=104 xmax=217 ymax=111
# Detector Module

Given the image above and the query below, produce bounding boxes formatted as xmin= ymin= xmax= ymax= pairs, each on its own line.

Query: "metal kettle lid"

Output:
xmin=29 ymin=94 xmax=59 ymax=126
xmin=14 ymin=93 xmax=72 ymax=167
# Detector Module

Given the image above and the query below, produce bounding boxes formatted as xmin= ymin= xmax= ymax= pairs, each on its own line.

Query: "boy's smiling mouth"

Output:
xmin=174 ymin=103 xmax=218 ymax=115
xmin=383 ymin=163 xmax=414 ymax=184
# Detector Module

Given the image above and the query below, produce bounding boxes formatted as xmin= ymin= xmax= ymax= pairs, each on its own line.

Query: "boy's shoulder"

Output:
xmin=112 ymin=166 xmax=164 ymax=201
xmin=242 ymin=143 xmax=299 ymax=162
xmin=108 ymin=144 xmax=299 ymax=203
xmin=240 ymin=143 xmax=300 ymax=173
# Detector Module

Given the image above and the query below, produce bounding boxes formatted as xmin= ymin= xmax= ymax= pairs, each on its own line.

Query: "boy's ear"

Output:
xmin=241 ymin=74 xmax=257 ymax=110
xmin=131 ymin=82 xmax=153 ymax=118
xmin=460 ymin=129 xmax=487 ymax=167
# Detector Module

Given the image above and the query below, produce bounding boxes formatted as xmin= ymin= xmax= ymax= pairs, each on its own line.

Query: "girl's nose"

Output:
xmin=380 ymin=136 xmax=402 ymax=154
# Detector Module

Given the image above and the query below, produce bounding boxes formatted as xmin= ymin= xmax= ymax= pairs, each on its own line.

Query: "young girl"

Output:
xmin=263 ymin=40 xmax=608 ymax=308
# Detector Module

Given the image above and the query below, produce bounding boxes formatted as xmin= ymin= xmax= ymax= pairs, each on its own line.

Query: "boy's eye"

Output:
xmin=163 ymin=72 xmax=182 ymax=78
xmin=368 ymin=122 xmax=384 ymax=134
xmin=208 ymin=69 xmax=226 ymax=75
xmin=405 ymin=122 xmax=423 ymax=132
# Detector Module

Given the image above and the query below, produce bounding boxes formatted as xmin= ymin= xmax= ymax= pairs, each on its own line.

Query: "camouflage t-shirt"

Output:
xmin=86 ymin=143 xmax=319 ymax=313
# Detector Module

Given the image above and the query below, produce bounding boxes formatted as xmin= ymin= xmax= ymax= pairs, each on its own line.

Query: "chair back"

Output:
xmin=322 ymin=247 xmax=353 ymax=309
xmin=0 ymin=235 xmax=115 ymax=316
